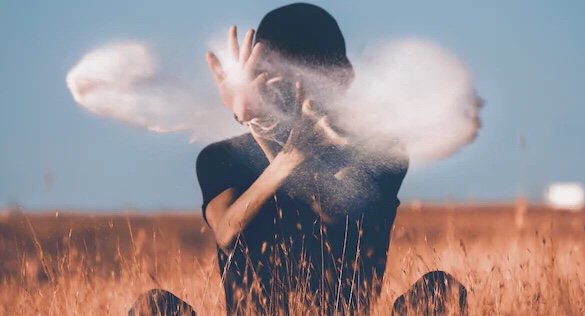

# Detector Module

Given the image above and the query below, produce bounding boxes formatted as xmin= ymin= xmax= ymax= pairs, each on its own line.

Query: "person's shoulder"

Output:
xmin=196 ymin=133 xmax=256 ymax=167
xmin=199 ymin=133 xmax=255 ymax=154
xmin=351 ymin=140 xmax=409 ymax=174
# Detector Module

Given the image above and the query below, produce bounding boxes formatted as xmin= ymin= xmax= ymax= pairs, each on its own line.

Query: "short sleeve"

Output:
xmin=352 ymin=146 xmax=409 ymax=220
xmin=196 ymin=142 xmax=240 ymax=225
xmin=374 ymin=153 xmax=409 ymax=215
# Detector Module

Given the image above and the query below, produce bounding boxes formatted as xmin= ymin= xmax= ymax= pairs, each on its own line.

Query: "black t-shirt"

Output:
xmin=196 ymin=133 xmax=408 ymax=314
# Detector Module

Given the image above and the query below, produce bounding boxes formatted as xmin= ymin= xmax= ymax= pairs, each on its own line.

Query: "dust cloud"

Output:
xmin=66 ymin=35 xmax=482 ymax=164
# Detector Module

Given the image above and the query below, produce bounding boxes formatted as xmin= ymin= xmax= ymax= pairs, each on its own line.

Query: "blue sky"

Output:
xmin=1 ymin=0 xmax=584 ymax=211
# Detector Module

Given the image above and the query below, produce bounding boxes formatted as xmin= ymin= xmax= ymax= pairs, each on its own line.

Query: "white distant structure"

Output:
xmin=544 ymin=182 xmax=585 ymax=211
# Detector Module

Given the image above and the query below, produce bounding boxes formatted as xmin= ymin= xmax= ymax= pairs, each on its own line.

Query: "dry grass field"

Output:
xmin=0 ymin=203 xmax=584 ymax=315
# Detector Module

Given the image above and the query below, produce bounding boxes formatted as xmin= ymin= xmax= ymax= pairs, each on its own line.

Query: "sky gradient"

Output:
xmin=1 ymin=0 xmax=584 ymax=211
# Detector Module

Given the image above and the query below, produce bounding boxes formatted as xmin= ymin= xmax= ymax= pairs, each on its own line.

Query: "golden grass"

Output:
xmin=0 ymin=204 xmax=584 ymax=315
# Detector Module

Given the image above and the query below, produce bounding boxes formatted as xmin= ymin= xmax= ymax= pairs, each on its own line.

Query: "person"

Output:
xmin=129 ymin=3 xmax=467 ymax=315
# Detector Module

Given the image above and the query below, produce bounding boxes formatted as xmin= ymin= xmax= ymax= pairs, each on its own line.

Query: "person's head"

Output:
xmin=254 ymin=3 xmax=352 ymax=71
xmin=245 ymin=3 xmax=353 ymax=143
xmin=253 ymin=3 xmax=354 ymax=119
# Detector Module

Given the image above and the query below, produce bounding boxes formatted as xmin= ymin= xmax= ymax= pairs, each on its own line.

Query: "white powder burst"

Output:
xmin=339 ymin=39 xmax=482 ymax=164
xmin=66 ymin=41 xmax=245 ymax=138
xmin=66 ymin=37 xmax=482 ymax=164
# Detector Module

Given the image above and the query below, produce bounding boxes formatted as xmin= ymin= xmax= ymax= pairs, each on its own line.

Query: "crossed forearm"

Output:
xmin=286 ymin=163 xmax=364 ymax=223
xmin=252 ymin=135 xmax=359 ymax=222
xmin=212 ymin=149 xmax=303 ymax=253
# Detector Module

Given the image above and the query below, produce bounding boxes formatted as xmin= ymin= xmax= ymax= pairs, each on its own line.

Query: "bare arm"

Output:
xmin=204 ymin=26 xmax=355 ymax=251
xmin=204 ymin=26 xmax=297 ymax=254
xmin=248 ymin=82 xmax=356 ymax=223
xmin=205 ymin=149 xmax=304 ymax=254
xmin=204 ymin=82 xmax=332 ymax=253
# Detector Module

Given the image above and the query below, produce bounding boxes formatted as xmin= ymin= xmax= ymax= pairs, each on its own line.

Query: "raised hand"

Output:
xmin=283 ymin=81 xmax=349 ymax=158
xmin=206 ymin=26 xmax=277 ymax=123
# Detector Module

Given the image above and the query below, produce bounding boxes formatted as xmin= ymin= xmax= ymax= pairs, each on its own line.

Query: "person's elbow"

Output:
xmin=213 ymin=228 xmax=237 ymax=255
xmin=206 ymin=205 xmax=238 ymax=255
xmin=205 ymin=188 xmax=242 ymax=254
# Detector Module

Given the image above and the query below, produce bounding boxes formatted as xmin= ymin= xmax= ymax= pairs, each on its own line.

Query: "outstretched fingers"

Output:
xmin=252 ymin=72 xmax=268 ymax=86
xmin=298 ymin=83 xmax=319 ymax=123
xmin=302 ymin=99 xmax=315 ymax=118
xmin=244 ymin=43 xmax=263 ymax=77
xmin=206 ymin=52 xmax=226 ymax=85
xmin=316 ymin=116 xmax=350 ymax=146
xmin=266 ymin=76 xmax=283 ymax=85
xmin=239 ymin=29 xmax=255 ymax=64
xmin=295 ymin=81 xmax=305 ymax=116
xmin=296 ymin=82 xmax=349 ymax=147
xmin=228 ymin=25 xmax=239 ymax=61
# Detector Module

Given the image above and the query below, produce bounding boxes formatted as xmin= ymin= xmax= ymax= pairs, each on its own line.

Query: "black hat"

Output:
xmin=254 ymin=3 xmax=352 ymax=70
